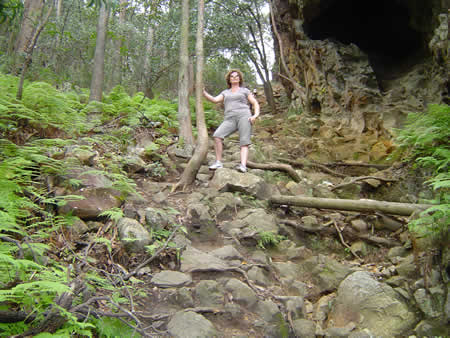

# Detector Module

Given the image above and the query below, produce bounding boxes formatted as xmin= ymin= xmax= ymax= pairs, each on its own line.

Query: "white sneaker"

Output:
xmin=236 ymin=163 xmax=247 ymax=173
xmin=209 ymin=161 xmax=223 ymax=170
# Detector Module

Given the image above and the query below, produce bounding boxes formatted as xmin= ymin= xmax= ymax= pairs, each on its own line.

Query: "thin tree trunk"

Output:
xmin=142 ymin=24 xmax=155 ymax=98
xmin=173 ymin=0 xmax=207 ymax=191
xmin=111 ymin=0 xmax=127 ymax=88
xmin=89 ymin=3 xmax=110 ymax=103
xmin=177 ymin=0 xmax=194 ymax=150
xmin=14 ymin=0 xmax=44 ymax=54
xmin=16 ymin=1 xmax=54 ymax=100
xmin=269 ymin=195 xmax=433 ymax=216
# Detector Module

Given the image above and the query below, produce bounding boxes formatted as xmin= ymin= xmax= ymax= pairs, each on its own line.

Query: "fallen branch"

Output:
xmin=123 ymin=223 xmax=182 ymax=281
xmin=278 ymin=157 xmax=346 ymax=178
xmin=270 ymin=195 xmax=433 ymax=216
xmin=331 ymin=176 xmax=397 ymax=191
xmin=281 ymin=219 xmax=400 ymax=247
xmin=325 ymin=161 xmax=390 ymax=170
xmin=247 ymin=160 xmax=301 ymax=182
xmin=333 ymin=222 xmax=362 ymax=261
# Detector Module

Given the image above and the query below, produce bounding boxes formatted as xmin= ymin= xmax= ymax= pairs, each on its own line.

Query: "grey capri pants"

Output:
xmin=213 ymin=111 xmax=252 ymax=146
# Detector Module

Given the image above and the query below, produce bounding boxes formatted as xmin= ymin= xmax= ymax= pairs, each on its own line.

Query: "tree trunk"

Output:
xmin=111 ymin=0 xmax=127 ymax=88
xmin=173 ymin=0 xmax=207 ymax=190
xmin=269 ymin=195 xmax=433 ymax=216
xmin=14 ymin=0 xmax=44 ymax=54
xmin=142 ymin=24 xmax=155 ymax=98
xmin=177 ymin=0 xmax=194 ymax=150
xmin=89 ymin=3 xmax=110 ymax=103
xmin=16 ymin=1 xmax=54 ymax=100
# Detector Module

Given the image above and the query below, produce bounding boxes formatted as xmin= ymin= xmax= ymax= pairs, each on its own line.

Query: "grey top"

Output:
xmin=220 ymin=87 xmax=251 ymax=116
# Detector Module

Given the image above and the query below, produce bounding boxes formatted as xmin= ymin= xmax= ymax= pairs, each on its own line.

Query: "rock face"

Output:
xmin=272 ymin=0 xmax=449 ymax=162
xmin=328 ymin=271 xmax=417 ymax=336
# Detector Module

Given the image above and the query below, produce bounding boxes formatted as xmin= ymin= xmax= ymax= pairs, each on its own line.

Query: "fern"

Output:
xmin=99 ymin=207 xmax=124 ymax=223
xmin=395 ymin=104 xmax=449 ymax=241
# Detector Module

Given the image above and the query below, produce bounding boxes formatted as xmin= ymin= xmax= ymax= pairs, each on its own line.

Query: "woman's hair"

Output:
xmin=225 ymin=69 xmax=244 ymax=88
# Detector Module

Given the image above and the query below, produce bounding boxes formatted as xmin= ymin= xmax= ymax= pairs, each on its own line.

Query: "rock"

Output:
xmin=255 ymin=299 xmax=282 ymax=323
xmin=248 ymin=266 xmax=271 ymax=287
xmin=173 ymin=287 xmax=194 ymax=308
xmin=69 ymin=218 xmax=89 ymax=236
xmin=209 ymin=245 xmax=243 ymax=261
xmin=292 ymin=319 xmax=316 ymax=338
xmin=180 ymin=246 xmax=229 ymax=272
xmin=64 ymin=146 xmax=96 ymax=165
xmin=350 ymin=241 xmax=369 ymax=256
xmin=167 ymin=311 xmax=218 ymax=338
xmin=186 ymin=203 xmax=214 ymax=226
xmin=224 ymin=278 xmax=258 ymax=308
xmin=350 ymin=219 xmax=368 ymax=232
xmin=387 ymin=246 xmax=409 ymax=260
xmin=211 ymin=192 xmax=243 ymax=221
xmin=314 ymin=293 xmax=335 ymax=323
xmin=299 ymin=254 xmax=353 ymax=293
xmin=194 ymin=280 xmax=224 ymax=307
xmin=395 ymin=254 xmax=417 ymax=278
xmin=117 ymin=217 xmax=151 ymax=252
xmin=58 ymin=187 xmax=122 ymax=219
xmin=301 ymin=215 xmax=319 ymax=227
xmin=328 ymin=271 xmax=416 ymax=336
xmin=210 ymin=168 xmax=272 ymax=199
xmin=414 ymin=286 xmax=444 ymax=319
xmin=150 ymin=271 xmax=192 ymax=288
xmin=325 ymin=322 xmax=356 ymax=337
xmin=144 ymin=207 xmax=175 ymax=230
xmin=121 ymin=155 xmax=146 ymax=174
xmin=284 ymin=296 xmax=306 ymax=320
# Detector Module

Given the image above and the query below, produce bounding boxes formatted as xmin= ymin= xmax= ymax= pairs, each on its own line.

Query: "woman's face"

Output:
xmin=230 ymin=72 xmax=240 ymax=85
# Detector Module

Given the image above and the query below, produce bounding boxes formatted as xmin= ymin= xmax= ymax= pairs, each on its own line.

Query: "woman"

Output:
xmin=202 ymin=69 xmax=260 ymax=173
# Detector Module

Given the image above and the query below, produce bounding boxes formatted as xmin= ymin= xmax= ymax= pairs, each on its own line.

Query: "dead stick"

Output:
xmin=124 ymin=223 xmax=182 ymax=281
xmin=333 ymin=222 xmax=362 ymax=261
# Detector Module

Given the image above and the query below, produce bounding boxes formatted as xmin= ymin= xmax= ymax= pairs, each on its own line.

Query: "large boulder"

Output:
xmin=210 ymin=168 xmax=274 ymax=199
xmin=56 ymin=166 xmax=122 ymax=219
xmin=328 ymin=271 xmax=416 ymax=336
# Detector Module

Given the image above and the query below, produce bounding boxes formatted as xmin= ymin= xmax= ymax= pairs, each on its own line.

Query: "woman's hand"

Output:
xmin=249 ymin=115 xmax=257 ymax=124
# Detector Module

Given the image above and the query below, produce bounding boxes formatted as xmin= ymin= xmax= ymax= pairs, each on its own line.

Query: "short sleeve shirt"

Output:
xmin=220 ymin=87 xmax=251 ymax=116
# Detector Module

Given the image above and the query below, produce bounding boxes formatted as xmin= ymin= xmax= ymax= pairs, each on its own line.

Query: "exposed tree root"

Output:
xmin=278 ymin=157 xmax=347 ymax=178
xmin=247 ymin=160 xmax=301 ymax=182
xmin=281 ymin=219 xmax=401 ymax=247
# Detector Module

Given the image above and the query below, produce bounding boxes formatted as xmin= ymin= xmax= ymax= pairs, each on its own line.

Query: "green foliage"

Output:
xmin=99 ymin=207 xmax=124 ymax=223
xmin=257 ymin=231 xmax=286 ymax=249
xmin=90 ymin=317 xmax=140 ymax=338
xmin=395 ymin=104 xmax=449 ymax=241
xmin=0 ymin=0 xmax=22 ymax=23
xmin=0 ymin=74 xmax=86 ymax=137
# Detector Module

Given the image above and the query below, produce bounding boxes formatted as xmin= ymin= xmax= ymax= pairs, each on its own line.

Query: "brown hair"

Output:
xmin=225 ymin=69 xmax=244 ymax=88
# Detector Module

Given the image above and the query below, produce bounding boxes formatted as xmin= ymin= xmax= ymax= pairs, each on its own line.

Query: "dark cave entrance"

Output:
xmin=303 ymin=0 xmax=430 ymax=90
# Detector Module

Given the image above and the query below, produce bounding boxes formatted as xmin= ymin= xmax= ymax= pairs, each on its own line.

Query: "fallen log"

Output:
xmin=269 ymin=195 xmax=433 ymax=216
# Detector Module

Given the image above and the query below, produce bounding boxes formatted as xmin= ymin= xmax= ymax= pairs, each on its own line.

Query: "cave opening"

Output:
xmin=303 ymin=0 xmax=429 ymax=89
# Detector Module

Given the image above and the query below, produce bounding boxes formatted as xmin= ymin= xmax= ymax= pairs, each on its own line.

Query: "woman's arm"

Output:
xmin=203 ymin=89 xmax=224 ymax=104
xmin=248 ymin=93 xmax=260 ymax=123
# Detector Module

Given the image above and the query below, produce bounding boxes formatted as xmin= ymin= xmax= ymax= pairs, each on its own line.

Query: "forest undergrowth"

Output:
xmin=0 ymin=72 xmax=448 ymax=336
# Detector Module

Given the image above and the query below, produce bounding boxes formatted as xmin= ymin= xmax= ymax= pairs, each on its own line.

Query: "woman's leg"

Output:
xmin=237 ymin=114 xmax=252 ymax=168
xmin=214 ymin=137 xmax=223 ymax=162
xmin=240 ymin=145 xmax=249 ymax=167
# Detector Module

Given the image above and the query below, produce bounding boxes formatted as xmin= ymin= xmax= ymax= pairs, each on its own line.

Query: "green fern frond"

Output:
xmin=99 ymin=207 xmax=124 ymax=223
